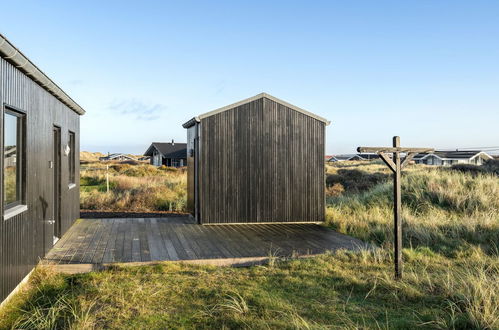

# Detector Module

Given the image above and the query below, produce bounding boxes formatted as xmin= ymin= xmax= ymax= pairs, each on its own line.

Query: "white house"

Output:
xmin=99 ymin=153 xmax=136 ymax=162
xmin=329 ymin=153 xmax=381 ymax=162
xmin=414 ymin=150 xmax=493 ymax=166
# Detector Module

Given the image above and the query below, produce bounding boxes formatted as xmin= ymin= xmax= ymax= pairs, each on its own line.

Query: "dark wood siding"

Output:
xmin=0 ymin=57 xmax=80 ymax=302
xmin=198 ymin=97 xmax=325 ymax=224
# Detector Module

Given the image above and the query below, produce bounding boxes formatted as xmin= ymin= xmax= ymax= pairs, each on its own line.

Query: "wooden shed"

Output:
xmin=0 ymin=34 xmax=84 ymax=304
xmin=183 ymin=93 xmax=330 ymax=224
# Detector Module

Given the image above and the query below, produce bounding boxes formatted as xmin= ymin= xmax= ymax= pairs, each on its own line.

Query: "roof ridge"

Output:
xmin=183 ymin=92 xmax=330 ymax=126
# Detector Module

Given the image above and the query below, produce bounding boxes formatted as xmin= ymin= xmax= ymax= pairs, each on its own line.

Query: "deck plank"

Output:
xmin=70 ymin=219 xmax=101 ymax=263
xmin=45 ymin=217 xmax=368 ymax=267
xmin=202 ymin=226 xmax=240 ymax=258
xmin=80 ymin=219 xmax=106 ymax=263
xmin=149 ymin=219 xmax=170 ymax=260
xmin=102 ymin=219 xmax=120 ymax=263
xmin=157 ymin=219 xmax=180 ymax=261
xmin=220 ymin=225 xmax=269 ymax=257
xmin=191 ymin=224 xmax=227 ymax=259
xmin=173 ymin=224 xmax=200 ymax=259
xmin=131 ymin=220 xmax=141 ymax=262
xmin=91 ymin=219 xmax=113 ymax=263
xmin=138 ymin=218 xmax=151 ymax=262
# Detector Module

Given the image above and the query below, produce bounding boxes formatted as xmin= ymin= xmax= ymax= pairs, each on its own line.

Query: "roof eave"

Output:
xmin=182 ymin=117 xmax=200 ymax=128
xmin=0 ymin=33 xmax=85 ymax=115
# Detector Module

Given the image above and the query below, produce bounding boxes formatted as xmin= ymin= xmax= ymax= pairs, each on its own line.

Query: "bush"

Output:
xmin=483 ymin=159 xmax=499 ymax=175
xmin=326 ymin=183 xmax=344 ymax=197
xmin=326 ymin=169 xmax=388 ymax=194
xmin=451 ymin=159 xmax=499 ymax=176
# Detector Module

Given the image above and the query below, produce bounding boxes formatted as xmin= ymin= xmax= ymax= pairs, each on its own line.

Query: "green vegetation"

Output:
xmin=0 ymin=161 xmax=497 ymax=329
xmin=80 ymin=163 xmax=187 ymax=212
xmin=3 ymin=166 xmax=17 ymax=204
xmin=325 ymin=161 xmax=499 ymax=256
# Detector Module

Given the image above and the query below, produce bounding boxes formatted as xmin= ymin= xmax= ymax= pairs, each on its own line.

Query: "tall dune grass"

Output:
xmin=326 ymin=163 xmax=499 ymax=255
xmin=326 ymin=161 xmax=499 ymax=329
xmin=2 ymin=161 xmax=496 ymax=328
xmin=80 ymin=163 xmax=187 ymax=212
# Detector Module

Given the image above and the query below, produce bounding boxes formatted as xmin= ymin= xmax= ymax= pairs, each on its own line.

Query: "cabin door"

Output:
xmin=52 ymin=126 xmax=62 ymax=242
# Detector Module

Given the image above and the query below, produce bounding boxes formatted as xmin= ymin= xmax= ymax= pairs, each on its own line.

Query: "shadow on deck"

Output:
xmin=44 ymin=217 xmax=369 ymax=273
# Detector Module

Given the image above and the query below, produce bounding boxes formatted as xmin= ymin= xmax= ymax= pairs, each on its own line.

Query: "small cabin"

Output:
xmin=143 ymin=141 xmax=187 ymax=167
xmin=99 ymin=153 xmax=136 ymax=162
xmin=0 ymin=34 xmax=84 ymax=304
xmin=330 ymin=153 xmax=381 ymax=162
xmin=414 ymin=150 xmax=493 ymax=166
xmin=183 ymin=93 xmax=330 ymax=224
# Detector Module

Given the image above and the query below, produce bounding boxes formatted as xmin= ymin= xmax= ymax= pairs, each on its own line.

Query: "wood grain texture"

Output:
xmin=44 ymin=217 xmax=369 ymax=266
xmin=196 ymin=96 xmax=325 ymax=224
xmin=0 ymin=57 xmax=80 ymax=302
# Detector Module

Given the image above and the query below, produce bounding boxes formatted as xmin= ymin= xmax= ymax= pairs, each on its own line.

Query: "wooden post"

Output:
xmin=357 ymin=137 xmax=433 ymax=279
xmin=393 ymin=136 xmax=402 ymax=279
xmin=106 ymin=165 xmax=110 ymax=193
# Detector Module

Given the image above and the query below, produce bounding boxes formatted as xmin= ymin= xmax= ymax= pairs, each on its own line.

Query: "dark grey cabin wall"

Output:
xmin=198 ymin=97 xmax=325 ymax=224
xmin=0 ymin=57 xmax=80 ymax=303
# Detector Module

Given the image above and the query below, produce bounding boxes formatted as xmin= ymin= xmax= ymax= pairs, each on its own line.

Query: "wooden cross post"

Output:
xmin=358 ymin=136 xmax=434 ymax=279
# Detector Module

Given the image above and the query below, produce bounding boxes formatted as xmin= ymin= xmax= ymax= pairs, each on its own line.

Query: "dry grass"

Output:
xmin=80 ymin=162 xmax=187 ymax=213
xmin=1 ymin=160 xmax=497 ymax=329
xmin=325 ymin=161 xmax=499 ymax=255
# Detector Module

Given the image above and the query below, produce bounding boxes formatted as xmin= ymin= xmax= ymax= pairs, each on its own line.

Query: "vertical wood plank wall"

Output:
xmin=199 ymin=97 xmax=325 ymax=224
xmin=0 ymin=57 xmax=80 ymax=302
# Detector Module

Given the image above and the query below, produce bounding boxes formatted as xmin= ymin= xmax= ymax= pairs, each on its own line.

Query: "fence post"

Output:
xmin=106 ymin=164 xmax=110 ymax=193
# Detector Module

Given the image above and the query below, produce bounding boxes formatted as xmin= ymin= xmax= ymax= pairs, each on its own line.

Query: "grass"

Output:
xmin=0 ymin=161 xmax=497 ymax=329
xmin=325 ymin=162 xmax=499 ymax=256
xmin=80 ymin=162 xmax=187 ymax=213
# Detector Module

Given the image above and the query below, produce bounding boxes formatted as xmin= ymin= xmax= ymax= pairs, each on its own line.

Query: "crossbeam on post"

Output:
xmin=357 ymin=137 xmax=434 ymax=279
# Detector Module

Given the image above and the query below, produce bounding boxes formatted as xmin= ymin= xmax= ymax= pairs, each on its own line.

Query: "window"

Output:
xmin=3 ymin=109 xmax=25 ymax=208
xmin=68 ymin=131 xmax=76 ymax=184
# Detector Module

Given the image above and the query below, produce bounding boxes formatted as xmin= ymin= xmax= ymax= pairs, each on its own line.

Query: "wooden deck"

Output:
xmin=44 ymin=217 xmax=368 ymax=272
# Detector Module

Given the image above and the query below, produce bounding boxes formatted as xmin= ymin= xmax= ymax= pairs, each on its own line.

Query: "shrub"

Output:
xmin=450 ymin=159 xmax=499 ymax=176
xmin=325 ymin=183 xmax=344 ymax=197
xmin=326 ymin=169 xmax=389 ymax=194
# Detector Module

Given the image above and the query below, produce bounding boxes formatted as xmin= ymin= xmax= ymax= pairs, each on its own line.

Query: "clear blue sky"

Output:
xmin=2 ymin=1 xmax=499 ymax=155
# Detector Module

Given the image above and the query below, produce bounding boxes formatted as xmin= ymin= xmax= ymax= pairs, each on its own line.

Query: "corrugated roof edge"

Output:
xmin=0 ymin=33 xmax=85 ymax=115
xmin=182 ymin=92 xmax=331 ymax=128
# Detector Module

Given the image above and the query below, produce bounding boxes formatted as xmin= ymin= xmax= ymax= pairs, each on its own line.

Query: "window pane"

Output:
xmin=69 ymin=132 xmax=75 ymax=183
xmin=4 ymin=112 xmax=19 ymax=205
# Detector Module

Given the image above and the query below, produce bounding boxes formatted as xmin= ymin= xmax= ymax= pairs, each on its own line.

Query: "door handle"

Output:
xmin=46 ymin=219 xmax=55 ymax=225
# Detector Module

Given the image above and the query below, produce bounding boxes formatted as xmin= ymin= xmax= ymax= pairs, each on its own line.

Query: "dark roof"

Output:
xmin=144 ymin=142 xmax=187 ymax=159
xmin=414 ymin=150 xmax=492 ymax=160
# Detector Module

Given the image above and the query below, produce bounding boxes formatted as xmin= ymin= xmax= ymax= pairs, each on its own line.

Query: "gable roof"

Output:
xmin=330 ymin=153 xmax=382 ymax=161
xmin=414 ymin=150 xmax=493 ymax=161
xmin=99 ymin=153 xmax=136 ymax=161
xmin=330 ymin=154 xmax=361 ymax=161
xmin=183 ymin=92 xmax=330 ymax=128
xmin=0 ymin=33 xmax=85 ymax=115
xmin=144 ymin=142 xmax=187 ymax=158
